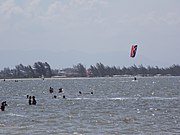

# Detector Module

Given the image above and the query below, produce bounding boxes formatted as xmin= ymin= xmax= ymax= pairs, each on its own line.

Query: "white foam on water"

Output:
xmin=141 ymin=97 xmax=180 ymax=100
xmin=0 ymin=124 xmax=6 ymax=127
xmin=66 ymin=96 xmax=180 ymax=101
xmin=5 ymin=113 xmax=26 ymax=117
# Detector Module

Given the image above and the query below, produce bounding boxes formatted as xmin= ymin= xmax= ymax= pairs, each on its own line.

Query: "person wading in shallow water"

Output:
xmin=29 ymin=96 xmax=32 ymax=105
xmin=32 ymin=96 xmax=37 ymax=105
xmin=28 ymin=96 xmax=37 ymax=105
xmin=1 ymin=101 xmax=8 ymax=111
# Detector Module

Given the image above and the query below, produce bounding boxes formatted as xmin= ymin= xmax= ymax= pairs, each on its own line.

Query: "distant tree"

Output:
xmin=89 ymin=65 xmax=99 ymax=77
xmin=96 ymin=63 xmax=106 ymax=77
xmin=129 ymin=65 xmax=138 ymax=75
xmin=51 ymin=69 xmax=59 ymax=76
xmin=138 ymin=65 xmax=148 ymax=76
xmin=1 ymin=61 xmax=180 ymax=78
xmin=33 ymin=62 xmax=52 ymax=78
xmin=121 ymin=66 xmax=130 ymax=75
xmin=26 ymin=65 xmax=35 ymax=78
xmin=73 ymin=63 xmax=87 ymax=77
xmin=2 ymin=67 xmax=12 ymax=78
xmin=111 ymin=66 xmax=119 ymax=75
xmin=44 ymin=62 xmax=52 ymax=77
xmin=105 ymin=66 xmax=112 ymax=77
xmin=169 ymin=65 xmax=180 ymax=76
xmin=33 ymin=62 xmax=44 ymax=77
xmin=33 ymin=62 xmax=41 ymax=77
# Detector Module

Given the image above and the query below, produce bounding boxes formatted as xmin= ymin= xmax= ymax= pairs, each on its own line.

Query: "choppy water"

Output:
xmin=0 ymin=76 xmax=180 ymax=135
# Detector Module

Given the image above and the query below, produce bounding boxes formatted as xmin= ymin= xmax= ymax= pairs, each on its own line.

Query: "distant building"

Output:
xmin=58 ymin=68 xmax=80 ymax=77
xmin=86 ymin=69 xmax=93 ymax=77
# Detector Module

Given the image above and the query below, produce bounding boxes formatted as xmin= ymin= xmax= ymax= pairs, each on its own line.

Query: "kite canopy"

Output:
xmin=130 ymin=44 xmax=138 ymax=58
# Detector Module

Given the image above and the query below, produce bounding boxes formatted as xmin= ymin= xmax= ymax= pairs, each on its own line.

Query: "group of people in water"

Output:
xmin=49 ymin=87 xmax=66 ymax=99
xmin=27 ymin=95 xmax=37 ymax=105
xmin=49 ymin=87 xmax=63 ymax=94
xmin=49 ymin=87 xmax=94 ymax=99
xmin=26 ymin=87 xmax=65 ymax=106
xmin=1 ymin=86 xmax=94 ymax=111
xmin=79 ymin=91 xmax=94 ymax=95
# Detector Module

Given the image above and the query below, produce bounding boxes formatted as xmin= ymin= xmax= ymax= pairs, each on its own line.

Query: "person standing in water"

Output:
xmin=1 ymin=101 xmax=8 ymax=111
xmin=32 ymin=96 xmax=37 ymax=105
xmin=28 ymin=96 xmax=32 ymax=105
xmin=28 ymin=96 xmax=37 ymax=105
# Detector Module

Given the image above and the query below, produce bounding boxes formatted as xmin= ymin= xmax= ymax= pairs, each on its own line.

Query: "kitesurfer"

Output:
xmin=130 ymin=44 xmax=138 ymax=58
xmin=130 ymin=44 xmax=138 ymax=80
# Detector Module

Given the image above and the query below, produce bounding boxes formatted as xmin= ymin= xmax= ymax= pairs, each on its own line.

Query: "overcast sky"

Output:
xmin=0 ymin=0 xmax=180 ymax=69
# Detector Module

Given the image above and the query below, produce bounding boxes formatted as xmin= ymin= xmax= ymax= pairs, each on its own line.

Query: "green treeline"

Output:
xmin=0 ymin=62 xmax=52 ymax=79
xmin=0 ymin=62 xmax=180 ymax=79
xmin=88 ymin=63 xmax=180 ymax=77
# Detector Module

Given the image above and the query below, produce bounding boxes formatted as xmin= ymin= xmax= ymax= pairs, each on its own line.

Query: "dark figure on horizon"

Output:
xmin=63 ymin=95 xmax=66 ymax=99
xmin=79 ymin=91 xmax=82 ymax=94
xmin=134 ymin=77 xmax=137 ymax=81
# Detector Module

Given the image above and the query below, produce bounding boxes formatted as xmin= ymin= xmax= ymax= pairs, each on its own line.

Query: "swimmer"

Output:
xmin=79 ymin=91 xmax=82 ymax=94
xmin=59 ymin=88 xmax=63 ymax=93
xmin=49 ymin=87 xmax=54 ymax=93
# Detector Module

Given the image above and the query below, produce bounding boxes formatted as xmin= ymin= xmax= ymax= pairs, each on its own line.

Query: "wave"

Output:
xmin=5 ymin=113 xmax=26 ymax=117
xmin=66 ymin=97 xmax=180 ymax=101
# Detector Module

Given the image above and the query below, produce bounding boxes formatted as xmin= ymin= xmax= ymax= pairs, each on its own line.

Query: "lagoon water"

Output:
xmin=0 ymin=77 xmax=180 ymax=135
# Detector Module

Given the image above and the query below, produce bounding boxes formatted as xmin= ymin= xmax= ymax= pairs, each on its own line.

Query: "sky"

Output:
xmin=0 ymin=0 xmax=180 ymax=69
